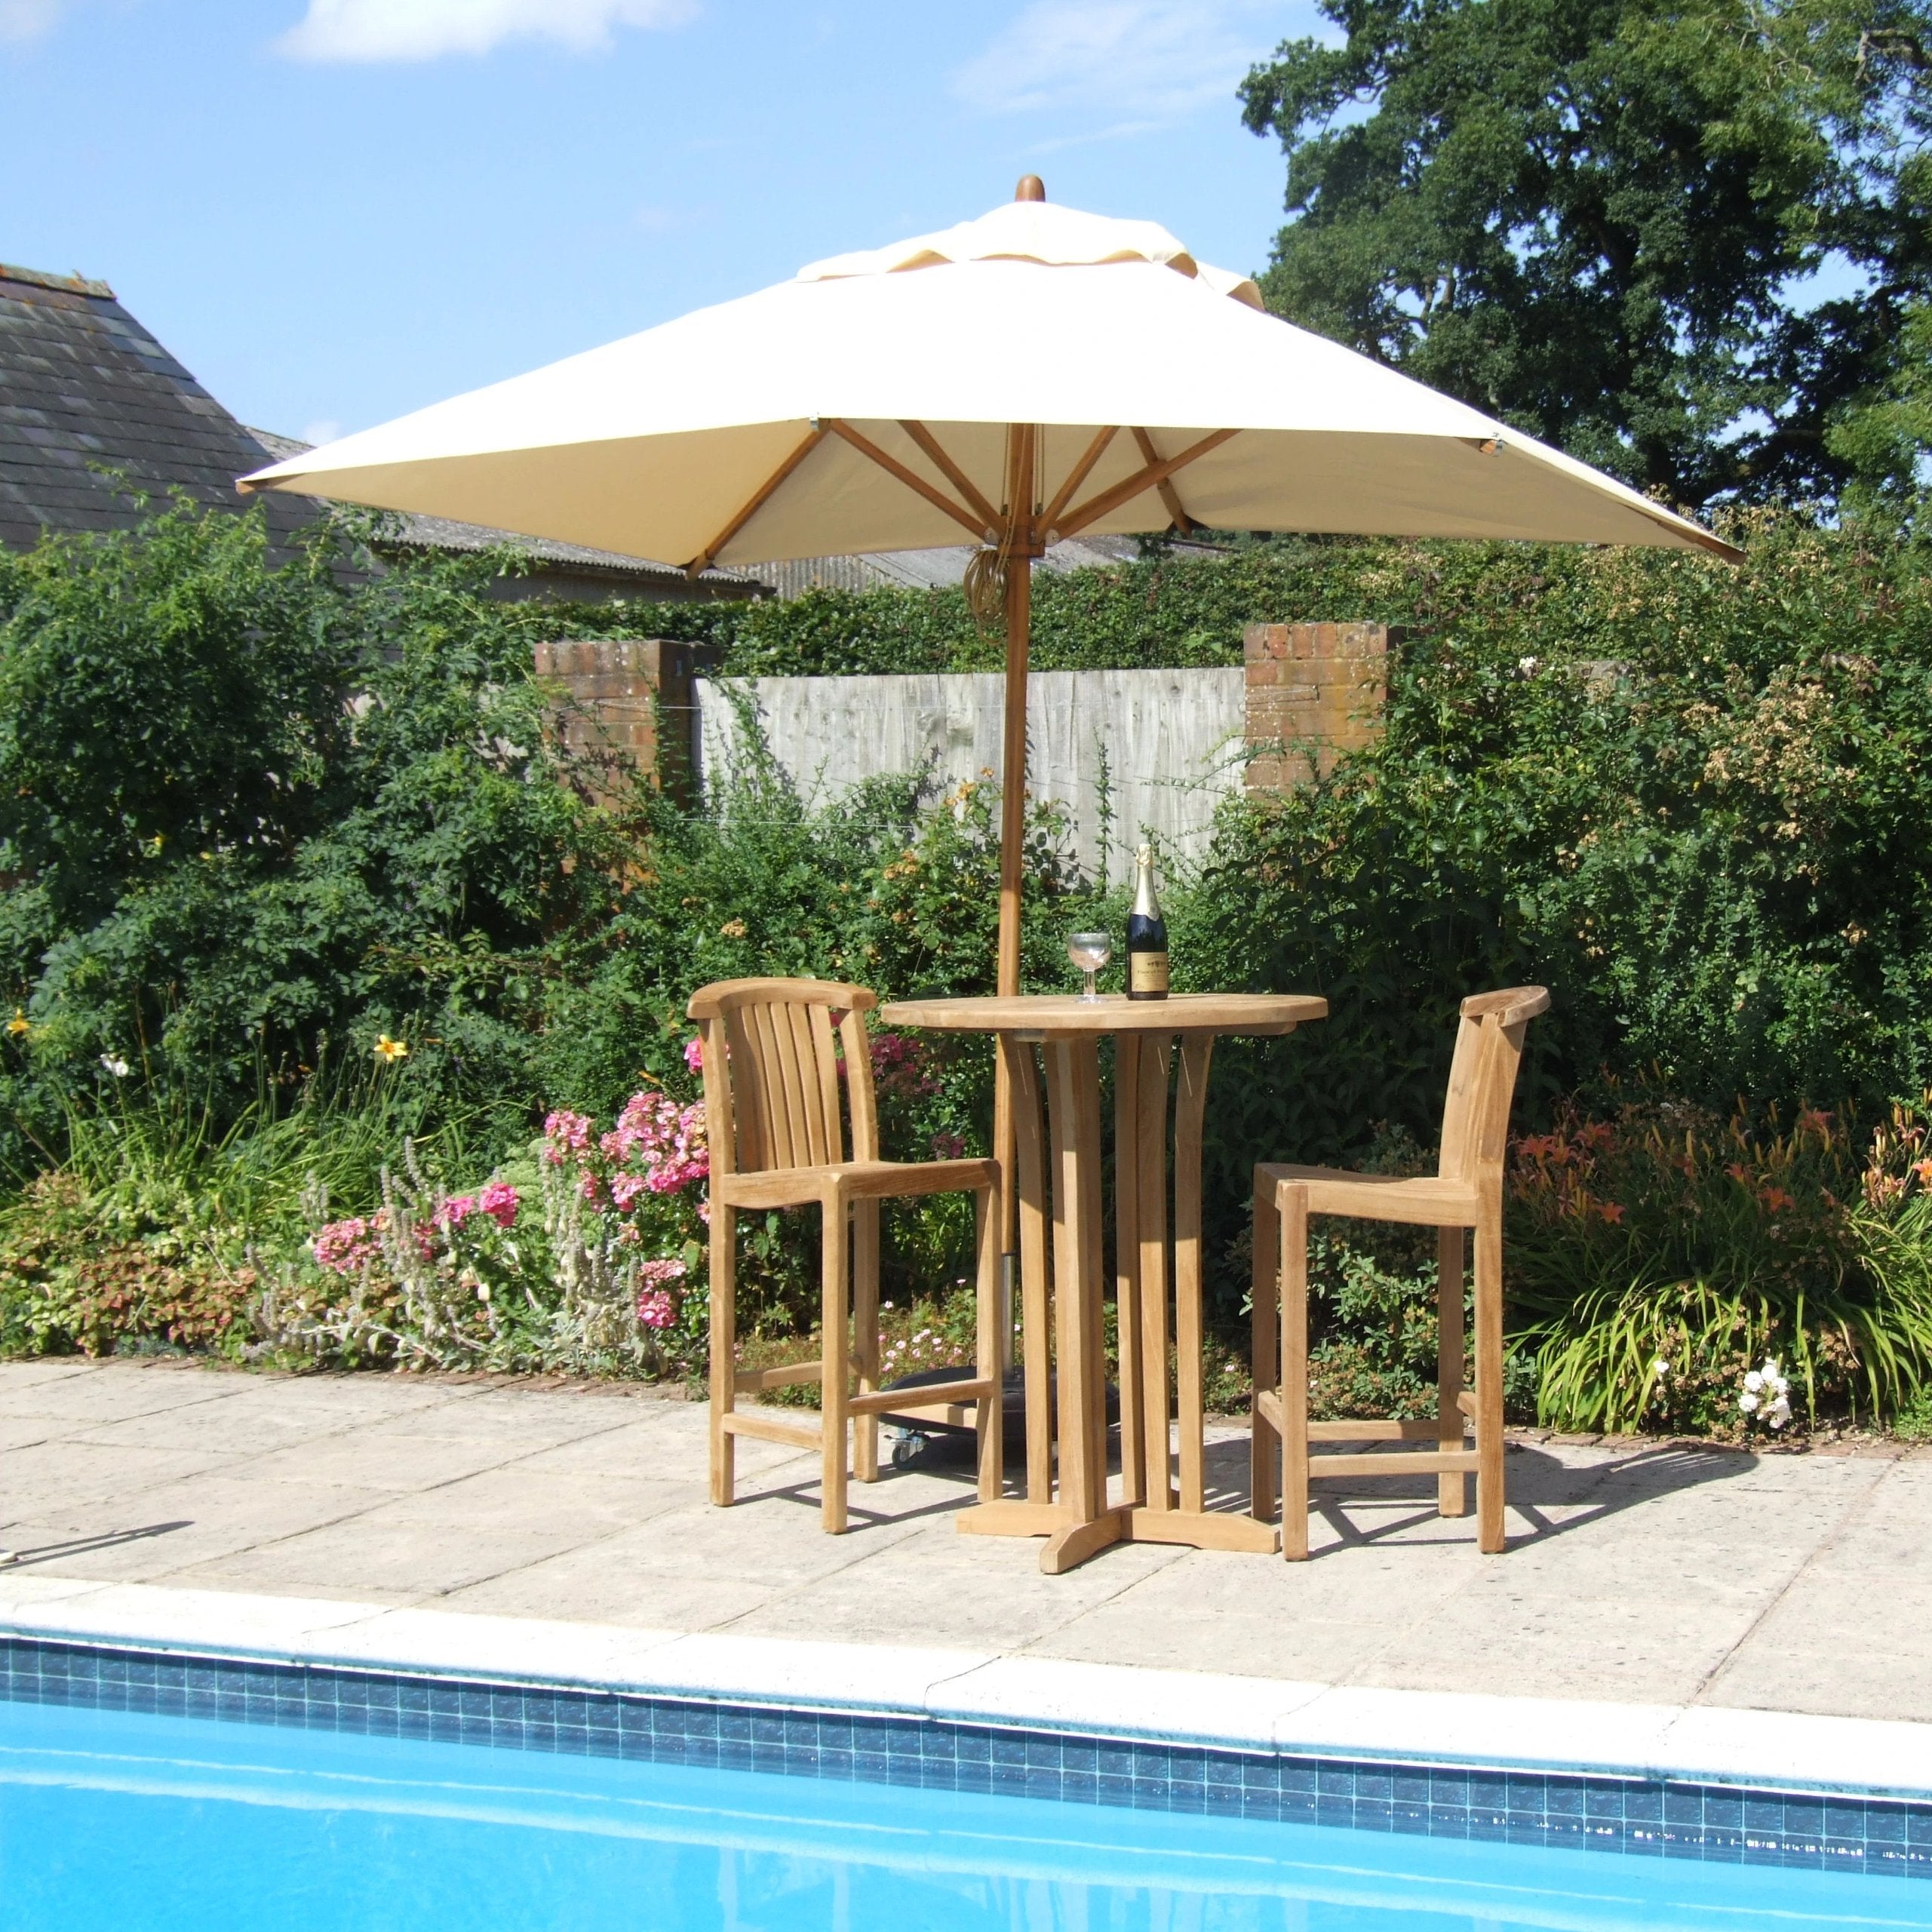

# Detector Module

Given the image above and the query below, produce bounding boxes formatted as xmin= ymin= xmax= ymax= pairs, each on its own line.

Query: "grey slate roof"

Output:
xmin=0 ymin=262 xmax=313 ymax=554
xmin=0 ymin=260 xmax=761 ymax=599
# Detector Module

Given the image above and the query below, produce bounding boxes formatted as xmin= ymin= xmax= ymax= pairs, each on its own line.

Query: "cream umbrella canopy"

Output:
xmin=241 ymin=178 xmax=1734 ymax=1009
xmin=241 ymin=178 xmax=1735 ymax=1231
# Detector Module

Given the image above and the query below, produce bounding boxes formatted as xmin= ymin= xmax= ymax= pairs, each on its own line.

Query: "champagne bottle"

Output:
xmin=1126 ymin=843 xmax=1169 ymax=1000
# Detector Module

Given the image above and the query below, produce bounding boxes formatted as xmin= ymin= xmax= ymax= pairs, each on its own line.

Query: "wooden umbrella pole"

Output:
xmin=990 ymin=424 xmax=1037 ymax=1351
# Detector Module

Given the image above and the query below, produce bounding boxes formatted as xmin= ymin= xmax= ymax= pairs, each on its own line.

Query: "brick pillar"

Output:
xmin=532 ymin=637 xmax=699 ymax=804
xmin=1243 ymin=622 xmax=1394 ymax=791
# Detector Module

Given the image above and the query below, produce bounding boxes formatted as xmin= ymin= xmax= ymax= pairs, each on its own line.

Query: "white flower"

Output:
xmin=1768 ymin=1396 xmax=1792 ymax=1429
xmin=1739 ymin=1390 xmax=1760 ymax=1414
xmin=1650 ymin=1356 xmax=1670 ymax=1379
xmin=99 ymin=1054 xmax=130 ymax=1078
xmin=1744 ymin=1370 xmax=1764 ymax=1393
xmin=1519 ymin=655 xmax=1540 ymax=675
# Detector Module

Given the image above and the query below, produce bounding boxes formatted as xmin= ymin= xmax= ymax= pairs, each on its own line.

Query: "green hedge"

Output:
xmin=9 ymin=499 xmax=1932 ymax=1424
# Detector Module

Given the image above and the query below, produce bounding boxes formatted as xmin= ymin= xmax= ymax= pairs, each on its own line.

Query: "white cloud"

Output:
xmin=0 ymin=0 xmax=66 ymax=45
xmin=953 ymin=1 xmax=1276 ymax=121
xmin=275 ymin=0 xmax=698 ymax=63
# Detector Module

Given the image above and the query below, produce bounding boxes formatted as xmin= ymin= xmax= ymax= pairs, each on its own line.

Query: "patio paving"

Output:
xmin=1 ymin=1356 xmax=1926 ymax=1725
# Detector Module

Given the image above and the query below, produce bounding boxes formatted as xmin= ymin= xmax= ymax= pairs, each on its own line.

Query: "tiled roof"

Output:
xmin=0 ymin=262 xmax=314 ymax=554
xmin=246 ymin=428 xmax=767 ymax=593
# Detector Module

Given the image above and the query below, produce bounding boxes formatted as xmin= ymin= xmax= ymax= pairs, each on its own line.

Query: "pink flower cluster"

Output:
xmin=542 ymin=1110 xmax=594 ymax=1165
xmin=600 ymin=1090 xmax=708 ymax=1195
xmin=312 ymin=1214 xmax=386 ymax=1276
xmin=634 ymin=1256 xmax=687 ymax=1330
xmin=434 ymin=1178 xmax=521 ymax=1233
xmin=683 ymin=1036 xmax=705 ymax=1074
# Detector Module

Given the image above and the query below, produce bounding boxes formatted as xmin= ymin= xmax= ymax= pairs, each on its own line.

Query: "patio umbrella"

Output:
xmin=239 ymin=177 xmax=1736 ymax=1220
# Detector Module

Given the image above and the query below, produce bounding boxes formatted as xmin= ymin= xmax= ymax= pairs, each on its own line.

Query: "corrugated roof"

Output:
xmin=754 ymin=534 xmax=1228 ymax=599
xmin=0 ymin=263 xmax=315 ymax=554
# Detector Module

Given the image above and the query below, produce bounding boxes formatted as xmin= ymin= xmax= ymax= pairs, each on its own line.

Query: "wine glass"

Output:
xmin=1067 ymin=931 xmax=1112 ymax=1003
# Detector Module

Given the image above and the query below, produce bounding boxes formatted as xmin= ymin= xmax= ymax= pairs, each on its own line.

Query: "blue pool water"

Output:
xmin=1 ymin=1700 xmax=1927 ymax=1930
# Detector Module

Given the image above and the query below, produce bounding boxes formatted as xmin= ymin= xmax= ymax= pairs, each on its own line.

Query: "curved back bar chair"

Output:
xmin=1251 ymin=987 xmax=1550 ymax=1558
xmin=688 ymin=976 xmax=1002 ymax=1533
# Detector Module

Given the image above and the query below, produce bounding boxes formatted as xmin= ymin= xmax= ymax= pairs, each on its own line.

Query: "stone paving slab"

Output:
xmin=1 ymin=1358 xmax=1927 ymax=1726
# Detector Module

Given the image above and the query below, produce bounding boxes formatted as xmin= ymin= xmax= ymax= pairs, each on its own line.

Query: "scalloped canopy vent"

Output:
xmin=797 ymin=198 xmax=1265 ymax=310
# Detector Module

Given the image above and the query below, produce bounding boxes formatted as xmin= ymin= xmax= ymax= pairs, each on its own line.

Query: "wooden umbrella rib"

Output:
xmin=826 ymin=419 xmax=989 ymax=541
xmin=898 ymin=421 xmax=1000 ymax=531
xmin=685 ymin=423 xmax=828 ymax=576
xmin=1132 ymin=427 xmax=1199 ymax=536
xmin=1040 ymin=425 xmax=1117 ymax=533
xmin=1056 ymin=427 xmax=1238 ymax=539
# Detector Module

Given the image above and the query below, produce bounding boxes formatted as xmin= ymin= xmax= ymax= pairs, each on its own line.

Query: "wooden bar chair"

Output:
xmin=687 ymin=976 xmax=1003 ymax=1533
xmin=1250 ymin=987 xmax=1549 ymax=1558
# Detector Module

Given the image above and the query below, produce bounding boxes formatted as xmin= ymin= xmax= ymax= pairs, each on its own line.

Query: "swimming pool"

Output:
xmin=2 ymin=1694 xmax=1929 ymax=1932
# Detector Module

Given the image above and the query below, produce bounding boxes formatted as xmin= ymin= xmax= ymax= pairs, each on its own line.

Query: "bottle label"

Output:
xmin=1129 ymin=951 xmax=1169 ymax=995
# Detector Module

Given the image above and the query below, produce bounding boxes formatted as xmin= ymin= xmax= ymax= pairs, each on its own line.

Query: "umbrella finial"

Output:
xmin=1015 ymin=174 xmax=1046 ymax=201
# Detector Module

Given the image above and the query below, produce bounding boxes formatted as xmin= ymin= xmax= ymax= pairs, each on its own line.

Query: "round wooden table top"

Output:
xmin=877 ymin=991 xmax=1327 ymax=1037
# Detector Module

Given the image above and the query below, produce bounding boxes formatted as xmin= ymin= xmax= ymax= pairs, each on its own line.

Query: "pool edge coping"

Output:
xmin=2 ymin=1572 xmax=1927 ymax=1805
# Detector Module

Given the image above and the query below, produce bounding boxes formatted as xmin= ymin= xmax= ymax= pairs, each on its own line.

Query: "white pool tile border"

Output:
xmin=3 ymin=1572 xmax=1928 ymax=1801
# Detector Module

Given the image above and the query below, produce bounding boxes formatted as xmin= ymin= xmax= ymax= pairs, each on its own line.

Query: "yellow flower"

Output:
xmin=718 ymin=918 xmax=748 ymax=938
xmin=5 ymin=1009 xmax=26 ymax=1038
xmin=373 ymin=1034 xmax=409 ymax=1062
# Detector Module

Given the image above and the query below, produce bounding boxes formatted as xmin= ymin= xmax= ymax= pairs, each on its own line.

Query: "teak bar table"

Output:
xmin=877 ymin=993 xmax=1327 ymax=1573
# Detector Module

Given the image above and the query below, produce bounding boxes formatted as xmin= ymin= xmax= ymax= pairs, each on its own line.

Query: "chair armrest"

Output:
xmin=716 ymin=1159 xmax=998 ymax=1209
xmin=835 ymin=1158 xmax=1000 ymax=1202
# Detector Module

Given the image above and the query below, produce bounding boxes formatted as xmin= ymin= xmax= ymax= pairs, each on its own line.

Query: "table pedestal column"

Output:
xmin=957 ymin=1029 xmax=1278 ymax=1572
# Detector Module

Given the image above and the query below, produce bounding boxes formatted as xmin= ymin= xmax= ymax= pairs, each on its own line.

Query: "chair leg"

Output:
xmin=973 ymin=1184 xmax=1003 ymax=1504
xmin=1249 ymin=1170 xmax=1279 ymax=1524
xmin=1474 ymin=1205 xmax=1507 ymax=1553
xmin=1280 ymin=1184 xmax=1310 ymax=1562
xmin=1436 ymin=1226 xmax=1468 ymax=1519
xmin=708 ymin=1204 xmax=736 ymax=1508
xmin=851 ymin=1198 xmax=881 ymax=1484
xmin=821 ymin=1195 xmax=851 ymax=1534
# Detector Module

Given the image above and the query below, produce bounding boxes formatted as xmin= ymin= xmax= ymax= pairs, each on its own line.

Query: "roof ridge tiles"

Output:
xmin=0 ymin=263 xmax=115 ymax=300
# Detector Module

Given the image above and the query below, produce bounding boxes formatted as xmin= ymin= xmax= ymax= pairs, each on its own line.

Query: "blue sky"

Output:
xmin=3 ymin=2 xmax=1314 ymax=444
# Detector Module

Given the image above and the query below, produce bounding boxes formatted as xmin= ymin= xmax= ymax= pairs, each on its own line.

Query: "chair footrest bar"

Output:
xmin=1254 ymin=1387 xmax=1284 ymax=1432
xmin=846 ymin=1378 xmax=995 ymax=1417
xmin=1307 ymin=1418 xmax=1469 ymax=1442
xmin=734 ymin=1362 xmax=824 ymax=1393
xmin=1310 ymin=1449 xmax=1481 ymax=1479
xmin=721 ymin=1411 xmax=822 ymax=1451
xmin=1455 ymin=1389 xmax=1478 ymax=1418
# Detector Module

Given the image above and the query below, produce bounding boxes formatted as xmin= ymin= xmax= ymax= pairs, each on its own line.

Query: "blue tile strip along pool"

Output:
xmin=5 ymin=1633 xmax=1929 ymax=1880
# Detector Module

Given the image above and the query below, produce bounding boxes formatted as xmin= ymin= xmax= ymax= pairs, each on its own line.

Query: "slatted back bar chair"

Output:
xmin=688 ymin=976 xmax=1003 ymax=1533
xmin=1250 ymin=987 xmax=1550 ymax=1558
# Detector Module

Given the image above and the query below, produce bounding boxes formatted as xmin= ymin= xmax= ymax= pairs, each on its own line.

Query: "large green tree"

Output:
xmin=1239 ymin=0 xmax=1932 ymax=506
